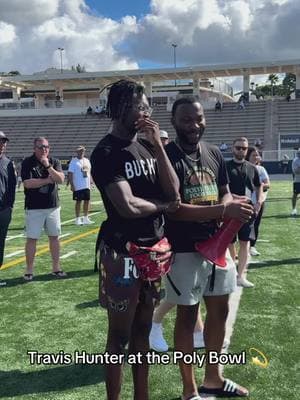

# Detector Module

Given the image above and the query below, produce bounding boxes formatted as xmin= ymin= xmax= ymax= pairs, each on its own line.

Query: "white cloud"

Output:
xmin=0 ymin=0 xmax=138 ymax=73
xmin=0 ymin=22 xmax=16 ymax=45
xmin=0 ymin=0 xmax=299 ymax=84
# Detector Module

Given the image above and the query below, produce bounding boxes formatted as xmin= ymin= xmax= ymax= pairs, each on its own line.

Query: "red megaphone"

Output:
xmin=194 ymin=219 xmax=243 ymax=267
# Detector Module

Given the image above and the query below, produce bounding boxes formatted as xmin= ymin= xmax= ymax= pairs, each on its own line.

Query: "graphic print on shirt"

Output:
xmin=183 ymin=165 xmax=219 ymax=205
xmin=125 ymin=158 xmax=156 ymax=180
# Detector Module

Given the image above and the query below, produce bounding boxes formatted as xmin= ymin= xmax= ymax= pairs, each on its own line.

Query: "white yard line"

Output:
xmin=5 ymin=250 xmax=24 ymax=258
xmin=60 ymin=251 xmax=77 ymax=259
xmin=61 ymin=211 xmax=101 ymax=226
xmin=59 ymin=233 xmax=71 ymax=239
xmin=256 ymin=239 xmax=270 ymax=243
xmin=6 ymin=234 xmax=24 ymax=241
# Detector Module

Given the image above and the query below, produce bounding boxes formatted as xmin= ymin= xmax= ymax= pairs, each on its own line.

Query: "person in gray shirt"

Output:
xmin=0 ymin=131 xmax=16 ymax=286
xmin=291 ymin=149 xmax=300 ymax=216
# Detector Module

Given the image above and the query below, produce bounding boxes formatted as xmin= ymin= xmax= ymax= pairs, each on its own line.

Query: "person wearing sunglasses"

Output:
xmin=226 ymin=137 xmax=263 ymax=288
xmin=0 ymin=132 xmax=17 ymax=286
xmin=21 ymin=137 xmax=66 ymax=281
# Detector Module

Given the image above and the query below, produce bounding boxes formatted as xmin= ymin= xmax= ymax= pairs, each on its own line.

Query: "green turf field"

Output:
xmin=0 ymin=181 xmax=299 ymax=399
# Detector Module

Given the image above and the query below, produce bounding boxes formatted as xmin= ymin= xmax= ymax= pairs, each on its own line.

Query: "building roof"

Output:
xmin=1 ymin=59 xmax=300 ymax=91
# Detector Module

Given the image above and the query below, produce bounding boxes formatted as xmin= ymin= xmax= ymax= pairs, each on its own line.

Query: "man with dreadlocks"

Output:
xmin=91 ymin=79 xmax=180 ymax=400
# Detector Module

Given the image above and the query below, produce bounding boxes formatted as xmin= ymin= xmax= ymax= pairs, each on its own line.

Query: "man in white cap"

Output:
xmin=0 ymin=132 xmax=16 ymax=285
xmin=68 ymin=146 xmax=94 ymax=225
xmin=160 ymin=130 xmax=169 ymax=147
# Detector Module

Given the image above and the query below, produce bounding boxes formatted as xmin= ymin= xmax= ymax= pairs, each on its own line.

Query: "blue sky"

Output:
xmin=86 ymin=0 xmax=150 ymax=20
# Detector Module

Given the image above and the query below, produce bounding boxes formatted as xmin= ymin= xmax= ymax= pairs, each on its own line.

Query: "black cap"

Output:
xmin=0 ymin=131 xmax=9 ymax=142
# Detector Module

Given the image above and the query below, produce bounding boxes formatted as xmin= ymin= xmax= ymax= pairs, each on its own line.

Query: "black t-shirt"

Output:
xmin=165 ymin=141 xmax=228 ymax=252
xmin=91 ymin=134 xmax=165 ymax=252
xmin=21 ymin=155 xmax=62 ymax=209
xmin=0 ymin=155 xmax=16 ymax=210
xmin=226 ymin=159 xmax=260 ymax=197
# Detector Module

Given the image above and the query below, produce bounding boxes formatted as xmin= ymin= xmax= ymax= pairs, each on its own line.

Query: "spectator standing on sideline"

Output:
xmin=246 ymin=147 xmax=270 ymax=255
xmin=91 ymin=80 xmax=180 ymax=400
xmin=21 ymin=137 xmax=66 ymax=281
xmin=163 ymin=98 xmax=253 ymax=399
xmin=0 ymin=132 xmax=16 ymax=286
xmin=227 ymin=137 xmax=263 ymax=288
xmin=68 ymin=146 xmax=94 ymax=225
xmin=291 ymin=149 xmax=300 ymax=216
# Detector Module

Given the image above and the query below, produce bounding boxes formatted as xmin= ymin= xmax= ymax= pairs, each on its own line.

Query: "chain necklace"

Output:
xmin=175 ymin=140 xmax=202 ymax=162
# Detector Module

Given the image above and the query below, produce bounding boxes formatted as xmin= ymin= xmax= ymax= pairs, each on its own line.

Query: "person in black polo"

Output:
xmin=21 ymin=137 xmax=66 ymax=281
xmin=0 ymin=131 xmax=16 ymax=286
xmin=227 ymin=137 xmax=263 ymax=288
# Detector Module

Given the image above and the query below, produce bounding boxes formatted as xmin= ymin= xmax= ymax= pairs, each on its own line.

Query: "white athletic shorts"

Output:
xmin=25 ymin=207 xmax=61 ymax=239
xmin=164 ymin=251 xmax=236 ymax=305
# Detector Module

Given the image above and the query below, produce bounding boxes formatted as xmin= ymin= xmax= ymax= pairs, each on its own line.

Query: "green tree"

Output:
xmin=282 ymin=73 xmax=296 ymax=95
xmin=8 ymin=71 xmax=21 ymax=75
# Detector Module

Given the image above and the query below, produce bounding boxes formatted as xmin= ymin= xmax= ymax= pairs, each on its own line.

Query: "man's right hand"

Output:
xmin=224 ymin=199 xmax=254 ymax=223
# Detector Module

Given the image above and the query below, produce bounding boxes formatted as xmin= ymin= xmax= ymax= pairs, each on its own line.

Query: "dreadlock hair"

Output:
xmin=171 ymin=96 xmax=200 ymax=117
xmin=105 ymin=79 xmax=145 ymax=122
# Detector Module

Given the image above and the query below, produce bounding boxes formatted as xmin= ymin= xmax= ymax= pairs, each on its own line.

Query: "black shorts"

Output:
xmin=293 ymin=182 xmax=300 ymax=195
xmin=98 ymin=243 xmax=161 ymax=311
xmin=73 ymin=188 xmax=90 ymax=201
xmin=231 ymin=221 xmax=255 ymax=243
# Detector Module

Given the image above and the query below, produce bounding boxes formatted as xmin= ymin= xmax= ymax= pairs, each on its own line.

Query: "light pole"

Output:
xmin=58 ymin=47 xmax=64 ymax=73
xmin=172 ymin=43 xmax=177 ymax=86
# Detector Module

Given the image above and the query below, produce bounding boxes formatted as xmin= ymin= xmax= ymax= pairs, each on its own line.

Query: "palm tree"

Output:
xmin=268 ymin=74 xmax=279 ymax=97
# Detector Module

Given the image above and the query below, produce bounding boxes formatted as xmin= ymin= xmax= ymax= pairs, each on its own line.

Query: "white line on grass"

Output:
xmin=257 ymin=239 xmax=270 ymax=243
xmin=6 ymin=234 xmax=24 ymax=241
xmin=60 ymin=251 xmax=77 ymax=259
xmin=61 ymin=211 xmax=101 ymax=226
xmin=5 ymin=250 xmax=24 ymax=258
xmin=59 ymin=233 xmax=71 ymax=239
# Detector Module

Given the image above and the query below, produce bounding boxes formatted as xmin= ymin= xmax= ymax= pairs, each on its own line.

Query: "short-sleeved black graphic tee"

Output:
xmin=226 ymin=159 xmax=260 ymax=198
xmin=91 ymin=134 xmax=165 ymax=252
xmin=165 ymin=141 xmax=228 ymax=252
xmin=21 ymin=155 xmax=62 ymax=209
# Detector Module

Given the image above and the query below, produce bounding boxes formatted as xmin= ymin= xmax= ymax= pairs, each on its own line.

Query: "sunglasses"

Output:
xmin=36 ymin=145 xmax=49 ymax=150
xmin=235 ymin=146 xmax=248 ymax=151
xmin=0 ymin=139 xmax=8 ymax=144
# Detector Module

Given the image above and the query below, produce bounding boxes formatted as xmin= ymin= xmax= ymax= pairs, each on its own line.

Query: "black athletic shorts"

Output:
xmin=231 ymin=221 xmax=255 ymax=243
xmin=293 ymin=182 xmax=300 ymax=195
xmin=73 ymin=188 xmax=90 ymax=201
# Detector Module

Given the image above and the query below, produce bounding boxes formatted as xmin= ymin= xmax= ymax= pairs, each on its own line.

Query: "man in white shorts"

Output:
xmin=21 ymin=137 xmax=66 ymax=280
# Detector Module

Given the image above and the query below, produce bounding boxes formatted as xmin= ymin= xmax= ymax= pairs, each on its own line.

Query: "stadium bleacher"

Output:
xmin=1 ymin=98 xmax=300 ymax=161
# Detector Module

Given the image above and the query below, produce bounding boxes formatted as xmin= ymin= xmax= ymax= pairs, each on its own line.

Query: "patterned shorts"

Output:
xmin=98 ymin=243 xmax=161 ymax=312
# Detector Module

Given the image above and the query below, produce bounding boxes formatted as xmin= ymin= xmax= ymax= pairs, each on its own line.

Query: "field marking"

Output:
xmin=61 ymin=211 xmax=101 ymax=226
xmin=4 ymin=250 xmax=25 ymax=258
xmin=59 ymin=233 xmax=71 ymax=239
xmin=6 ymin=234 xmax=24 ymax=241
xmin=1 ymin=228 xmax=99 ymax=270
xmin=60 ymin=251 xmax=77 ymax=259
xmin=257 ymin=239 xmax=270 ymax=243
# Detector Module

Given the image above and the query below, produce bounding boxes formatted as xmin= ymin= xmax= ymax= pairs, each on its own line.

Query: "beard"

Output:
xmin=176 ymin=126 xmax=205 ymax=146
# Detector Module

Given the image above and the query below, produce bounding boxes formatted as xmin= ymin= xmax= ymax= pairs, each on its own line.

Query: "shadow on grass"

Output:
xmin=248 ymin=258 xmax=300 ymax=270
xmin=2 ymin=269 xmax=97 ymax=288
xmin=76 ymin=299 xmax=100 ymax=309
xmin=262 ymin=214 xmax=300 ymax=219
xmin=0 ymin=363 xmax=105 ymax=397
